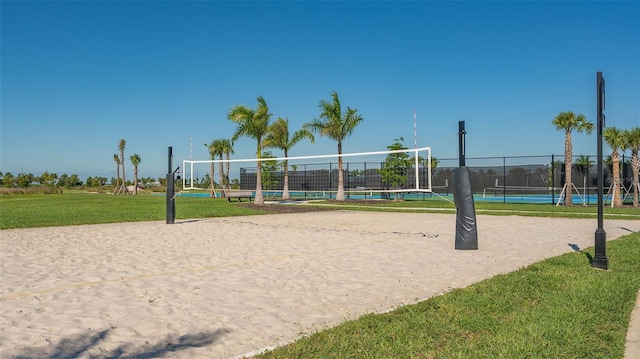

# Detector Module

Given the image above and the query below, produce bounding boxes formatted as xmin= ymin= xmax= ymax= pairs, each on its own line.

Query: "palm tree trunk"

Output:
xmin=632 ymin=153 xmax=639 ymax=207
xmin=120 ymin=152 xmax=127 ymax=195
xmin=218 ymin=155 xmax=224 ymax=191
xmin=283 ymin=151 xmax=290 ymax=200
xmin=225 ymin=153 xmax=231 ymax=187
xmin=209 ymin=162 xmax=215 ymax=198
xmin=612 ymin=152 xmax=622 ymax=207
xmin=114 ymin=166 xmax=120 ymax=195
xmin=564 ymin=132 xmax=573 ymax=206
xmin=255 ymin=161 xmax=264 ymax=204
xmin=336 ymin=142 xmax=345 ymax=201
xmin=133 ymin=168 xmax=138 ymax=195
xmin=255 ymin=143 xmax=264 ymax=205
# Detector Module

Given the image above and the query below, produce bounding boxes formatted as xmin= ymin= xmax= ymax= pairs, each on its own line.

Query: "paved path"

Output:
xmin=625 ymin=290 xmax=640 ymax=359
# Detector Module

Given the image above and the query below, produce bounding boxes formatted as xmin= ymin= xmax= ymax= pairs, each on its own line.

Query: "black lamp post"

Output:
xmin=592 ymin=72 xmax=608 ymax=269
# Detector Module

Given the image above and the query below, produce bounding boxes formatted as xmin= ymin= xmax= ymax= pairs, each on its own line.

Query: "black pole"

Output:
xmin=551 ymin=154 xmax=555 ymax=205
xmin=458 ymin=121 xmax=466 ymax=167
xmin=166 ymin=146 xmax=175 ymax=224
xmin=593 ymin=72 xmax=608 ymax=269
xmin=453 ymin=120 xmax=478 ymax=249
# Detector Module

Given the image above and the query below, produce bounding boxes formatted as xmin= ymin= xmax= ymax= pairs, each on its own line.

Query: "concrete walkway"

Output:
xmin=625 ymin=290 xmax=640 ymax=359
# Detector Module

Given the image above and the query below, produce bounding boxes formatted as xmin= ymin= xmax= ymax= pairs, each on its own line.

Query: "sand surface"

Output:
xmin=1 ymin=211 xmax=638 ymax=358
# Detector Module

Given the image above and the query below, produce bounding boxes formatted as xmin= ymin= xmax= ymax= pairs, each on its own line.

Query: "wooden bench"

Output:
xmin=222 ymin=187 xmax=253 ymax=202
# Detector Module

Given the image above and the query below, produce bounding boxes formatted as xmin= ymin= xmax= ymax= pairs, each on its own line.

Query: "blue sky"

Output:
xmin=1 ymin=1 xmax=639 ymax=181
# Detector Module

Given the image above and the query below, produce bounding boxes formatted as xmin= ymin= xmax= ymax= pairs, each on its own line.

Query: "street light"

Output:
xmin=592 ymin=72 xmax=608 ymax=269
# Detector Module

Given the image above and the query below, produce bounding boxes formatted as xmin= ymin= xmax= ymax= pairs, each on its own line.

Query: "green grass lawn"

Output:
xmin=1 ymin=191 xmax=638 ymax=358
xmin=0 ymin=192 xmax=268 ymax=229
xmin=309 ymin=198 xmax=640 ymax=220
xmin=256 ymin=232 xmax=640 ymax=358
xmin=1 ymin=192 xmax=638 ymax=229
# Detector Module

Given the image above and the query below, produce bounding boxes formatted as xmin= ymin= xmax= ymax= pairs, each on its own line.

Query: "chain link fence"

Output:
xmin=434 ymin=154 xmax=634 ymax=204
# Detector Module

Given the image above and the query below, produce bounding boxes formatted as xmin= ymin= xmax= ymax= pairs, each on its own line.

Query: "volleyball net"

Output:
xmin=182 ymin=147 xmax=432 ymax=199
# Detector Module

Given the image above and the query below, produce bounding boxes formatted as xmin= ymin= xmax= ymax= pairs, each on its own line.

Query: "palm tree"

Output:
xmin=129 ymin=154 xmax=141 ymax=195
xmin=625 ymin=127 xmax=640 ymax=207
xmin=603 ymin=127 xmax=625 ymax=207
xmin=573 ymin=154 xmax=593 ymax=190
xmin=552 ymin=111 xmax=593 ymax=205
xmin=113 ymin=153 xmax=120 ymax=194
xmin=264 ymin=117 xmax=315 ymax=199
xmin=227 ymin=96 xmax=272 ymax=205
xmin=205 ymin=140 xmax=222 ymax=197
xmin=118 ymin=139 xmax=128 ymax=195
xmin=219 ymin=139 xmax=234 ymax=186
xmin=211 ymin=139 xmax=230 ymax=189
xmin=305 ymin=91 xmax=364 ymax=201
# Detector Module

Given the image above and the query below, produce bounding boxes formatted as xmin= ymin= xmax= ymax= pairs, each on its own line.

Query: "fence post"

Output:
xmin=551 ymin=154 xmax=555 ymax=205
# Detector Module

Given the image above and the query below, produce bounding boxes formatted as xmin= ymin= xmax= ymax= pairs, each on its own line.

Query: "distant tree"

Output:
xmin=219 ymin=139 xmax=234 ymax=186
xmin=57 ymin=174 xmax=69 ymax=187
xmin=264 ymin=117 xmax=315 ymax=199
xmin=381 ymin=137 xmax=411 ymax=199
xmin=205 ymin=139 xmax=224 ymax=196
xmin=573 ymin=155 xmax=593 ymax=176
xmin=130 ymin=153 xmax=142 ymax=195
xmin=552 ymin=111 xmax=593 ymax=205
xmin=36 ymin=172 xmax=50 ymax=186
xmin=118 ymin=139 xmax=128 ymax=195
xmin=70 ymin=174 xmax=82 ymax=187
xmin=87 ymin=176 xmax=107 ymax=187
xmin=304 ymin=91 xmax=364 ymax=201
xmin=411 ymin=154 xmax=438 ymax=180
xmin=113 ymin=153 xmax=121 ymax=192
xmin=260 ymin=151 xmax=279 ymax=196
xmin=55 ymin=173 xmax=81 ymax=188
xmin=214 ymin=139 xmax=230 ymax=187
xmin=625 ymin=127 xmax=640 ymax=207
xmin=143 ymin=177 xmax=156 ymax=187
xmin=228 ymin=96 xmax=272 ymax=205
xmin=16 ymin=173 xmax=34 ymax=188
xmin=573 ymin=155 xmax=593 ymax=189
xmin=603 ymin=127 xmax=625 ymax=207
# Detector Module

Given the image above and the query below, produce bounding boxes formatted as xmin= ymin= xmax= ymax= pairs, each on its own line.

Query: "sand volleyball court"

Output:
xmin=1 ymin=211 xmax=637 ymax=358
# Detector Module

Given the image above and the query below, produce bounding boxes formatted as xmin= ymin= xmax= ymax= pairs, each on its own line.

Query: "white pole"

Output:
xmin=413 ymin=110 xmax=417 ymax=149
xmin=190 ymin=161 xmax=194 ymax=189
xmin=414 ymin=148 xmax=419 ymax=189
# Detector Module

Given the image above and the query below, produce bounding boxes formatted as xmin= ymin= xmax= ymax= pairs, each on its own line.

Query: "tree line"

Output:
xmin=552 ymin=111 xmax=639 ymax=207
xmin=0 ymin=171 xmax=165 ymax=191
xmin=111 ymin=138 xmax=145 ymax=195
xmin=203 ymin=92 xmax=640 ymax=207
xmin=206 ymin=91 xmax=362 ymax=205
xmin=2 ymin=92 xmax=637 ymax=207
